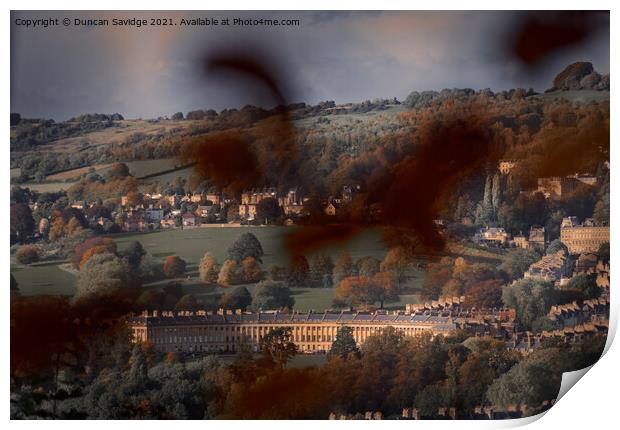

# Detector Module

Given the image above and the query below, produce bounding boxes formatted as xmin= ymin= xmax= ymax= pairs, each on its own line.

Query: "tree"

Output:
xmin=218 ymin=259 xmax=241 ymax=286
xmin=566 ymin=274 xmax=600 ymax=299
xmin=502 ymin=278 xmax=556 ymax=329
xmin=227 ymin=232 xmax=264 ymax=263
xmin=255 ymin=197 xmax=283 ymax=224
xmin=128 ymin=343 xmax=148 ymax=386
xmin=598 ymin=242 xmax=610 ymax=265
xmin=139 ymin=255 xmax=163 ymax=281
xmin=498 ymin=192 xmax=549 ymax=235
xmin=76 ymin=253 xmax=139 ymax=300
xmin=287 ymin=255 xmax=309 ymax=287
xmin=199 ymin=252 xmax=220 ymax=283
xmin=219 ymin=286 xmax=253 ymax=311
xmin=465 ymin=279 xmax=504 ymax=309
xmin=329 ymin=326 xmax=360 ymax=360
xmin=48 ymin=218 xmax=66 ymax=241
xmin=260 ymin=327 xmax=298 ymax=369
xmin=253 ymin=281 xmax=295 ymax=310
xmin=491 ymin=173 xmax=501 ymax=212
xmin=380 ymin=246 xmax=411 ymax=285
xmin=486 ymin=347 xmax=563 ymax=408
xmin=174 ymin=294 xmax=199 ymax=311
xmin=122 ymin=241 xmax=146 ymax=268
xmin=357 ymin=256 xmax=380 ymax=277
xmin=15 ymin=245 xmax=39 ymax=265
xmin=335 ymin=272 xmax=399 ymax=309
xmin=333 ymin=252 xmax=355 ymax=285
xmin=499 ymin=248 xmax=540 ymax=280
xmin=241 ymin=256 xmax=263 ymax=283
xmin=308 ymin=255 xmax=334 ymax=287
xmin=10 ymin=203 xmax=35 ymax=242
xmin=171 ymin=112 xmax=184 ymax=120
xmin=163 ymin=256 xmax=186 ymax=278
xmin=106 ymin=163 xmax=131 ymax=181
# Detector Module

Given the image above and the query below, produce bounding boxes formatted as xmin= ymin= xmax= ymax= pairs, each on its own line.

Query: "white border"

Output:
xmin=3 ymin=2 xmax=617 ymax=428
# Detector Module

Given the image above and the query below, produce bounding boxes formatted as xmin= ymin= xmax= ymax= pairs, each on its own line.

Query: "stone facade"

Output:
xmin=560 ymin=223 xmax=609 ymax=254
xmin=128 ymin=310 xmax=457 ymax=354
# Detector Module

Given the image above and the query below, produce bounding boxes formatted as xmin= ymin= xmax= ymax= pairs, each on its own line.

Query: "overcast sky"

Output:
xmin=11 ymin=10 xmax=610 ymax=121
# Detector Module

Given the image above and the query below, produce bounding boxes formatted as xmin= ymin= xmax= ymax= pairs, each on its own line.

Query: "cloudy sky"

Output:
xmin=11 ymin=10 xmax=610 ymax=121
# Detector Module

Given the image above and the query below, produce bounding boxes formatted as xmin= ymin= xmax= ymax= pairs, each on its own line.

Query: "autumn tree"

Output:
xmin=199 ymin=252 xmax=220 ymax=284
xmin=241 ymin=256 xmax=263 ymax=283
xmin=333 ymin=252 xmax=355 ymax=285
xmin=380 ymin=246 xmax=411 ymax=285
xmin=71 ymin=237 xmax=117 ymax=269
xmin=357 ymin=256 xmax=381 ymax=277
xmin=218 ymin=259 xmax=241 ymax=286
xmin=163 ymin=255 xmax=187 ymax=278
xmin=335 ymin=272 xmax=399 ymax=309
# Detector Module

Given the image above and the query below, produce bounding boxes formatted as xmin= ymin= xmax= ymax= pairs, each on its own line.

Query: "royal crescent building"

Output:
xmin=129 ymin=310 xmax=457 ymax=353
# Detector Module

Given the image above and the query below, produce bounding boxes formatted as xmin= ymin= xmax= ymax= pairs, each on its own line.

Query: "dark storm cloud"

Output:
xmin=10 ymin=10 xmax=609 ymax=120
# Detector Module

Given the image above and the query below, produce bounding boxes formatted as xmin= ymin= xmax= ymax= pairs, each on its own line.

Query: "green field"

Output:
xmin=12 ymin=226 xmax=424 ymax=310
xmin=13 ymin=182 xmax=77 ymax=193
xmin=126 ymin=158 xmax=180 ymax=178
xmin=10 ymin=261 xmax=76 ymax=296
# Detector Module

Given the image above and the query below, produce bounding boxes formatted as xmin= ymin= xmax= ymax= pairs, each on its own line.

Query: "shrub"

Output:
xmin=15 ymin=245 xmax=39 ymax=265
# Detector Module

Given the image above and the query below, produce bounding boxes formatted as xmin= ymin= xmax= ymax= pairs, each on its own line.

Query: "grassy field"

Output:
xmin=12 ymin=226 xmax=424 ymax=310
xmin=10 ymin=261 xmax=76 ymax=296
xmin=13 ymin=182 xmax=77 ymax=193
xmin=125 ymin=158 xmax=180 ymax=178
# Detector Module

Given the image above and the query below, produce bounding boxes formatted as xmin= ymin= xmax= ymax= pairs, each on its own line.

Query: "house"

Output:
xmin=205 ymin=193 xmax=221 ymax=206
xmin=160 ymin=216 xmax=176 ymax=229
xmin=145 ymin=208 xmax=164 ymax=222
xmin=196 ymin=205 xmax=215 ymax=218
xmin=238 ymin=204 xmax=257 ymax=221
xmin=324 ymin=202 xmax=339 ymax=216
xmin=474 ymin=227 xmax=510 ymax=246
xmin=498 ymin=160 xmax=516 ymax=174
xmin=528 ymin=226 xmax=546 ymax=252
xmin=342 ymin=185 xmax=360 ymax=203
xmin=124 ymin=212 xmax=147 ymax=232
xmin=574 ymin=253 xmax=598 ymax=275
xmin=536 ymin=175 xmax=596 ymax=200
xmin=560 ymin=217 xmax=610 ymax=254
xmin=513 ymin=234 xmax=528 ymax=249
xmin=524 ymin=250 xmax=569 ymax=283
xmin=181 ymin=212 xmax=197 ymax=227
